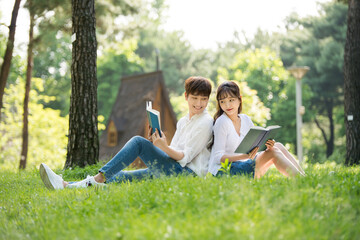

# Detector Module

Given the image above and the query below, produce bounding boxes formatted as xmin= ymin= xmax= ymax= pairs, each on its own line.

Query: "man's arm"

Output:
xmin=152 ymin=129 xmax=184 ymax=161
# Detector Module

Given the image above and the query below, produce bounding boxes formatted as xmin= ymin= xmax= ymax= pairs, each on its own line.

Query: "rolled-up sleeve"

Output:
xmin=177 ymin=120 xmax=212 ymax=167
xmin=170 ymin=121 xmax=181 ymax=149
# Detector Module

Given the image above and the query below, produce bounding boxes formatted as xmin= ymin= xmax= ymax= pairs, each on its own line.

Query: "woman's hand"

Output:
xmin=152 ymin=129 xmax=168 ymax=150
xmin=265 ymin=139 xmax=275 ymax=151
xmin=248 ymin=147 xmax=259 ymax=159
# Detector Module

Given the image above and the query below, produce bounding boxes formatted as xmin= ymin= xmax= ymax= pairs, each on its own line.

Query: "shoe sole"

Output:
xmin=39 ymin=163 xmax=55 ymax=190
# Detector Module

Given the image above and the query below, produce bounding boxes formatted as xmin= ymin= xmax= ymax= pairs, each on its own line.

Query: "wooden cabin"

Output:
xmin=99 ymin=71 xmax=178 ymax=168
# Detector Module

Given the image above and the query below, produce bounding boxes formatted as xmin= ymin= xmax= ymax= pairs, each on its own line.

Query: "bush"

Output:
xmin=0 ymin=78 xmax=68 ymax=171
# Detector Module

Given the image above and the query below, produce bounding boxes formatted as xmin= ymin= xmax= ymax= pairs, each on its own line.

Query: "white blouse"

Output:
xmin=170 ymin=110 xmax=213 ymax=177
xmin=208 ymin=113 xmax=254 ymax=175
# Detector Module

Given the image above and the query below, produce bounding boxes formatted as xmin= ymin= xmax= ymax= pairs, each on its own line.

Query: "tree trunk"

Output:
xmin=314 ymin=99 xmax=335 ymax=158
xmin=65 ymin=0 xmax=99 ymax=168
xmin=344 ymin=0 xmax=360 ymax=165
xmin=326 ymin=99 xmax=334 ymax=158
xmin=0 ymin=0 xmax=22 ymax=121
xmin=19 ymin=1 xmax=34 ymax=170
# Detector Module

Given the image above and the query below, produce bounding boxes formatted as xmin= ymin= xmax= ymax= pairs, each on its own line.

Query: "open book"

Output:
xmin=146 ymin=101 xmax=162 ymax=137
xmin=235 ymin=125 xmax=281 ymax=154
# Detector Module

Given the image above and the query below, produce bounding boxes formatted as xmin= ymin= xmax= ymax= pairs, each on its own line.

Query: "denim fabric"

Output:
xmin=217 ymin=159 xmax=256 ymax=178
xmin=99 ymin=136 xmax=194 ymax=183
xmin=106 ymin=169 xmax=152 ymax=183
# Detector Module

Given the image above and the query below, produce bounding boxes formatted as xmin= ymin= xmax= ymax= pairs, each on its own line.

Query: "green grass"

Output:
xmin=1 ymin=162 xmax=359 ymax=240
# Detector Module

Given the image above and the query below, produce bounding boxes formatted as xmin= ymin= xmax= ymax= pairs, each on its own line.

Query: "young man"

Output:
xmin=40 ymin=76 xmax=213 ymax=189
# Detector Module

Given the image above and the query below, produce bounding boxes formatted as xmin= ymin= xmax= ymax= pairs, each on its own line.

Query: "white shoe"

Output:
xmin=39 ymin=163 xmax=64 ymax=190
xmin=66 ymin=175 xmax=105 ymax=189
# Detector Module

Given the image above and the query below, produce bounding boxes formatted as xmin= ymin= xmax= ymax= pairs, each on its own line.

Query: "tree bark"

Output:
xmin=0 ymin=0 xmax=22 ymax=121
xmin=326 ymin=99 xmax=335 ymax=158
xmin=344 ymin=0 xmax=360 ymax=165
xmin=19 ymin=1 xmax=34 ymax=170
xmin=65 ymin=0 xmax=99 ymax=168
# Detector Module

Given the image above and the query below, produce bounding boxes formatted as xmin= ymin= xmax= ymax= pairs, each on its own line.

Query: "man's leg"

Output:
xmin=106 ymin=168 xmax=151 ymax=183
xmin=100 ymin=136 xmax=182 ymax=180
xmin=66 ymin=136 xmax=184 ymax=188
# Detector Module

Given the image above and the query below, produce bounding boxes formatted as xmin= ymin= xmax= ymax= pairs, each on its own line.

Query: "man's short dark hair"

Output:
xmin=184 ymin=76 xmax=212 ymax=97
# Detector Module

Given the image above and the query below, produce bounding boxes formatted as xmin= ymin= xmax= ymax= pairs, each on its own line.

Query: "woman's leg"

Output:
xmin=254 ymin=147 xmax=304 ymax=178
xmin=254 ymin=151 xmax=275 ymax=178
xmin=274 ymin=142 xmax=306 ymax=175
xmin=270 ymin=147 xmax=305 ymax=177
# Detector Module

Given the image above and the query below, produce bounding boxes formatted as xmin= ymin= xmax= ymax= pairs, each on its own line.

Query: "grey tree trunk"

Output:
xmin=0 ymin=0 xmax=21 ymax=121
xmin=19 ymin=1 xmax=34 ymax=170
xmin=344 ymin=0 xmax=360 ymax=165
xmin=65 ymin=0 xmax=99 ymax=168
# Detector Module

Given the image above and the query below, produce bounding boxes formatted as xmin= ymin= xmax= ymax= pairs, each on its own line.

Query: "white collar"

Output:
xmin=186 ymin=109 xmax=208 ymax=122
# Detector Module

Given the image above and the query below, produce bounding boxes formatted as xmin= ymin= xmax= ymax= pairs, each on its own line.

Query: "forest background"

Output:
xmin=0 ymin=0 xmax=347 ymax=170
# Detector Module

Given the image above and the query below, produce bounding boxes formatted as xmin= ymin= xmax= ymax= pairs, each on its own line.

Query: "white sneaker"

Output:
xmin=66 ymin=175 xmax=105 ymax=189
xmin=39 ymin=163 xmax=64 ymax=190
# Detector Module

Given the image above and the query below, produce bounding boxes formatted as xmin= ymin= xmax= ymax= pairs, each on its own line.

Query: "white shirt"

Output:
xmin=208 ymin=113 xmax=254 ymax=175
xmin=170 ymin=110 xmax=213 ymax=177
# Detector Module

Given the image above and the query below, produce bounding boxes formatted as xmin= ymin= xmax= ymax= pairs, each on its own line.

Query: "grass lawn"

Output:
xmin=1 ymin=162 xmax=359 ymax=240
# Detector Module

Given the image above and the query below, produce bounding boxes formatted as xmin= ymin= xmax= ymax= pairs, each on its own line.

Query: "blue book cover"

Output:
xmin=146 ymin=101 xmax=162 ymax=137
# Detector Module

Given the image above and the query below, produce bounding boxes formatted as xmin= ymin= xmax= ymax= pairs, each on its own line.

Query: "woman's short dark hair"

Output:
xmin=185 ymin=76 xmax=212 ymax=97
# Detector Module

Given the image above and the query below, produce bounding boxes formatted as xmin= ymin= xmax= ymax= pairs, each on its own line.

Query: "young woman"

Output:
xmin=40 ymin=76 xmax=214 ymax=189
xmin=208 ymin=81 xmax=305 ymax=178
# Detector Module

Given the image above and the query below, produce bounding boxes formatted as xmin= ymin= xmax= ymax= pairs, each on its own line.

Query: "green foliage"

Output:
xmin=303 ymin=121 xmax=346 ymax=165
xmin=280 ymin=1 xmax=348 ymax=157
xmin=269 ymin=77 xmax=313 ymax=147
xmin=1 ymin=163 xmax=359 ymax=239
xmin=29 ymin=0 xmax=165 ymax=116
xmin=227 ymin=48 xmax=289 ymax=109
xmin=0 ymin=27 xmax=25 ymax=86
xmin=61 ymin=162 xmax=106 ymax=181
xmin=33 ymin=29 xmax=72 ymax=116
xmin=169 ymin=93 xmax=188 ymax=120
xmin=216 ymin=49 xmax=290 ymax=127
xmin=137 ymin=28 xmax=193 ymax=94
xmin=218 ymin=158 xmax=232 ymax=175
xmin=0 ymin=78 xmax=68 ymax=171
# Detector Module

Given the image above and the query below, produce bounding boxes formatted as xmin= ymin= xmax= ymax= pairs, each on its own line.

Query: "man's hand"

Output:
xmin=152 ymin=129 xmax=168 ymax=150
xmin=147 ymin=125 xmax=153 ymax=142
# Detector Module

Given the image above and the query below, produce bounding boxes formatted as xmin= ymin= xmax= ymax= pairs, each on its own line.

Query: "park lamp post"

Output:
xmin=288 ymin=66 xmax=310 ymax=164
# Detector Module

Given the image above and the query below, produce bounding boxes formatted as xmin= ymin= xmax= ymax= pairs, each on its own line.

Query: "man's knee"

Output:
xmin=130 ymin=135 xmax=146 ymax=143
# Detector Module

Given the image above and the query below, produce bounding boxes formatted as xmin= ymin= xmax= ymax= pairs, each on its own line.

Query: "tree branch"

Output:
xmin=314 ymin=117 xmax=329 ymax=145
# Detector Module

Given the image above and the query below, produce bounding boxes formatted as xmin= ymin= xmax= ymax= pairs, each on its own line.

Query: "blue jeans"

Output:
xmin=217 ymin=159 xmax=256 ymax=178
xmin=100 ymin=136 xmax=194 ymax=183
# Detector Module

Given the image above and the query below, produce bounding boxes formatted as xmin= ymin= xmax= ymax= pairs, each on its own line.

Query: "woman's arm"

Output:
xmin=212 ymin=115 xmax=258 ymax=163
xmin=220 ymin=147 xmax=258 ymax=162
